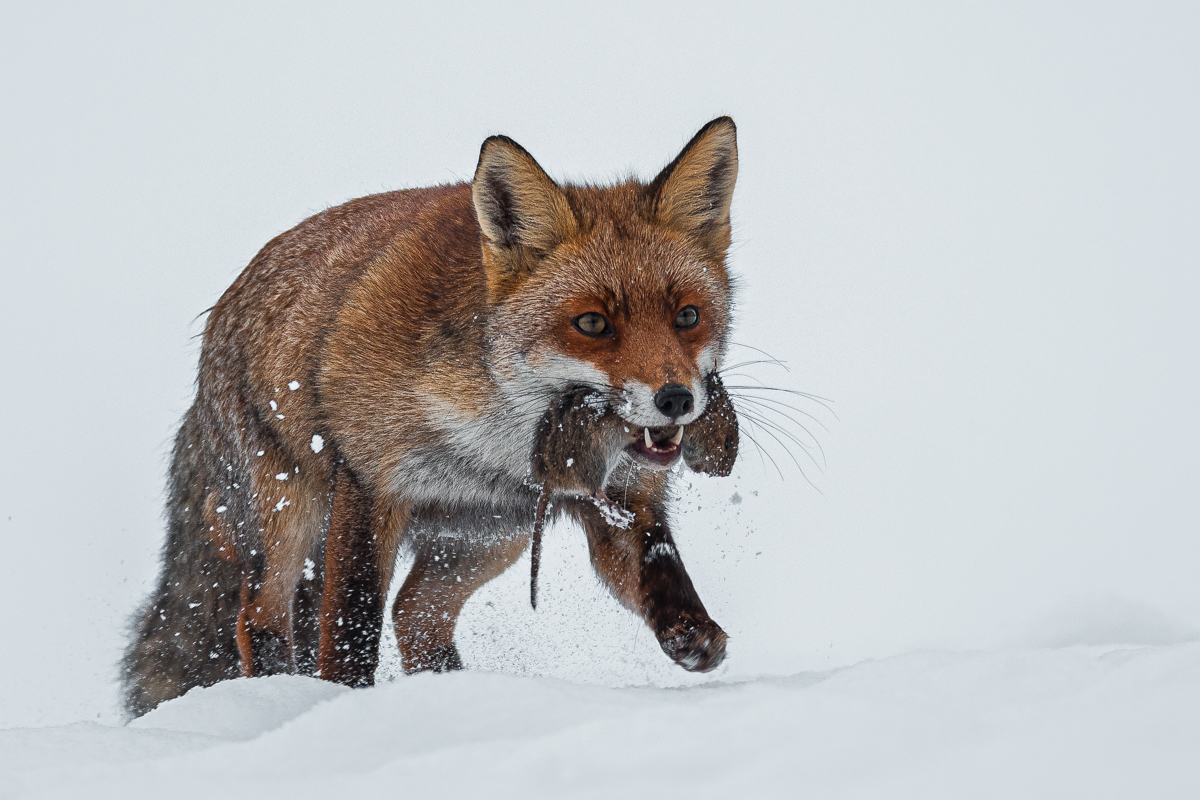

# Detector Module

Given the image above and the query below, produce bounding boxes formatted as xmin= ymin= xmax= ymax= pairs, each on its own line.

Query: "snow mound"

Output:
xmin=3 ymin=644 xmax=1199 ymax=799
xmin=130 ymin=674 xmax=350 ymax=740
xmin=1025 ymin=594 xmax=1200 ymax=648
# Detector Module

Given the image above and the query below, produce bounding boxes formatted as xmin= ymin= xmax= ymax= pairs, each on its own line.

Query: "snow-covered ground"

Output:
xmin=5 ymin=644 xmax=1198 ymax=798
xmin=2 ymin=2 xmax=1198 ymax=796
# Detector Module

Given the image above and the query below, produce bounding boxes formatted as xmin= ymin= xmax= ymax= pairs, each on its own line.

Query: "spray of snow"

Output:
xmin=591 ymin=495 xmax=634 ymax=529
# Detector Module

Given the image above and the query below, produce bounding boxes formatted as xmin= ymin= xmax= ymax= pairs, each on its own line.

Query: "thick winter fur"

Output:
xmin=123 ymin=117 xmax=741 ymax=716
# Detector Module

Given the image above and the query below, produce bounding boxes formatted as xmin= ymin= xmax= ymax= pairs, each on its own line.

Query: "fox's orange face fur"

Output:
xmin=476 ymin=120 xmax=737 ymax=491
xmin=479 ymin=127 xmax=736 ymax=430
xmin=122 ymin=118 xmax=742 ymax=716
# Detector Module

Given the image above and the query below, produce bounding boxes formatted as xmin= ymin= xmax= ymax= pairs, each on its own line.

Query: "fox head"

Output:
xmin=474 ymin=118 xmax=738 ymax=463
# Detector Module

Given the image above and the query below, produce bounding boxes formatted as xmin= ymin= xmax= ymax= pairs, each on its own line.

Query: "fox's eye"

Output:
xmin=572 ymin=312 xmax=611 ymax=337
xmin=675 ymin=305 xmax=700 ymax=330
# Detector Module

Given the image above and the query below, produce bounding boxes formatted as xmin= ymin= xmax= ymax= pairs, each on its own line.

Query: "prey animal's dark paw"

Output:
xmin=659 ymin=617 xmax=728 ymax=673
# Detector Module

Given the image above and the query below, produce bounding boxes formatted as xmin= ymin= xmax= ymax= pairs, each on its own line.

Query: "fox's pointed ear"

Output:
xmin=472 ymin=136 xmax=577 ymax=272
xmin=646 ymin=117 xmax=738 ymax=255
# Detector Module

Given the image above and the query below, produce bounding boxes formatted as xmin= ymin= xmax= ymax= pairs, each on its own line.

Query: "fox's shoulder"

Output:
xmin=208 ymin=182 xmax=479 ymax=333
xmin=240 ymin=182 xmax=475 ymax=284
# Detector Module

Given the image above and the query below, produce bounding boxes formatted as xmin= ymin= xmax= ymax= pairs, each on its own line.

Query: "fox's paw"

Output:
xmin=246 ymin=628 xmax=295 ymax=677
xmin=403 ymin=642 xmax=463 ymax=675
xmin=659 ymin=616 xmax=727 ymax=673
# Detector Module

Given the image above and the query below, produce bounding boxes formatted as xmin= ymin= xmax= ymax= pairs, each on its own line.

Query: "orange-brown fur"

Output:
xmin=122 ymin=118 xmax=741 ymax=716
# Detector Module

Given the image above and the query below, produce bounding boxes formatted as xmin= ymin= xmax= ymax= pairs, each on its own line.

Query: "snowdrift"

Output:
xmin=4 ymin=643 xmax=1198 ymax=799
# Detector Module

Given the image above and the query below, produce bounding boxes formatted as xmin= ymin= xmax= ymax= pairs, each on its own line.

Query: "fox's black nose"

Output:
xmin=654 ymin=383 xmax=694 ymax=420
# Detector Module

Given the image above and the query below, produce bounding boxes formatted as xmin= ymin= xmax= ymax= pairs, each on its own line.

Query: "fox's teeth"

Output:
xmin=644 ymin=427 xmax=654 ymax=449
xmin=670 ymin=426 xmax=684 ymax=446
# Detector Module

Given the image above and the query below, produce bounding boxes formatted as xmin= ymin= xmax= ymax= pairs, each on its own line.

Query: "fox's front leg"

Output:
xmin=316 ymin=466 xmax=407 ymax=687
xmin=393 ymin=532 xmax=529 ymax=673
xmin=568 ymin=471 xmax=727 ymax=673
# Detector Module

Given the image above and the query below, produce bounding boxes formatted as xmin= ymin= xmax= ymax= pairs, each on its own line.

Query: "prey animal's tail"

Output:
xmin=529 ymin=490 xmax=550 ymax=609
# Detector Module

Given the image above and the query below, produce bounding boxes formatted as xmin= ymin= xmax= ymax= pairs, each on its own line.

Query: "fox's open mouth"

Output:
xmin=628 ymin=425 xmax=684 ymax=466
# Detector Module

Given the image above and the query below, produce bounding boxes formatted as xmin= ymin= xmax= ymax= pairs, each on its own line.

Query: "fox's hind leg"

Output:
xmin=235 ymin=453 xmax=331 ymax=677
xmin=392 ymin=531 xmax=529 ymax=673
xmin=316 ymin=467 xmax=408 ymax=687
xmin=291 ymin=536 xmax=326 ymax=675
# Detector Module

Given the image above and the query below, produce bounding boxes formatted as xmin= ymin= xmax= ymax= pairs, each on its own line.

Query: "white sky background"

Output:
xmin=1 ymin=2 xmax=1196 ymax=727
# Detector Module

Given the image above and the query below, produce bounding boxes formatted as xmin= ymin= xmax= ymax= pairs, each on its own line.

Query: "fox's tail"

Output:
xmin=120 ymin=407 xmax=244 ymax=718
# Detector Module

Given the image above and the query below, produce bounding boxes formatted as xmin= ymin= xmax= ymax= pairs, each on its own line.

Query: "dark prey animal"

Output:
xmin=529 ymin=373 xmax=739 ymax=674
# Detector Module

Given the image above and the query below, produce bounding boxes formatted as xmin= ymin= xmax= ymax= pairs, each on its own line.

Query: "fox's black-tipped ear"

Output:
xmin=647 ymin=117 xmax=738 ymax=254
xmin=472 ymin=136 xmax=577 ymax=267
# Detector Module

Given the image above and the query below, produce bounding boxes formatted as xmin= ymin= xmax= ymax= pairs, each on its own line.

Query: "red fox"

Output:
xmin=122 ymin=117 xmax=742 ymax=716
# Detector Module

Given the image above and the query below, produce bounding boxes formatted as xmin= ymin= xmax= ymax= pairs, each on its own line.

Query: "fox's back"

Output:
xmin=196 ymin=184 xmax=495 ymax=488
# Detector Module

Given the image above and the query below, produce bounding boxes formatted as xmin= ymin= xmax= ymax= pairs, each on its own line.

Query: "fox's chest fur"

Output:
xmin=204 ymin=185 xmax=539 ymax=509
xmin=388 ymin=393 xmax=548 ymax=510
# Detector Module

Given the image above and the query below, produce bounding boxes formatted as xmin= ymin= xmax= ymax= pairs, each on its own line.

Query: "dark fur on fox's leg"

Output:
xmin=316 ymin=466 xmax=390 ymax=687
xmin=236 ymin=576 xmax=296 ymax=677
xmin=291 ymin=547 xmax=325 ymax=675
xmin=566 ymin=470 xmax=728 ymax=673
